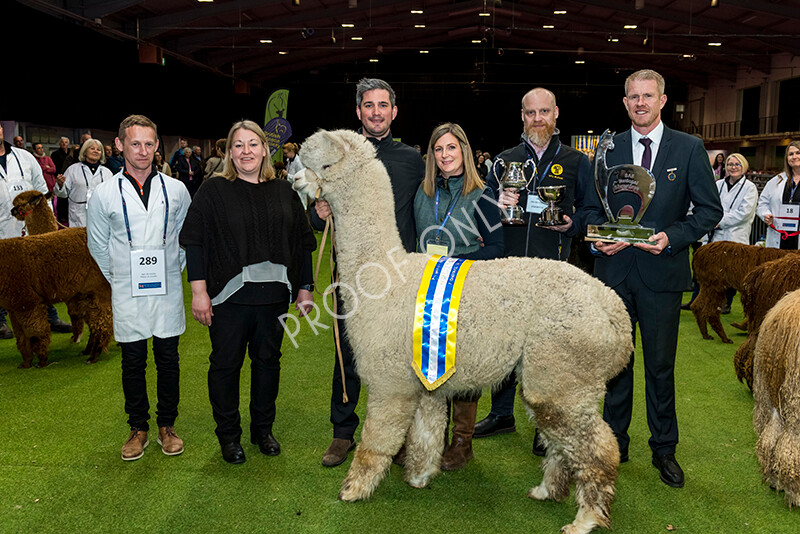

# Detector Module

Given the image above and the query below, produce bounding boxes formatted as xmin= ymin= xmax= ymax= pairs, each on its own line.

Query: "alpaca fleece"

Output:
xmin=297 ymin=129 xmax=633 ymax=534
xmin=7 ymin=190 xmax=112 ymax=367
xmin=690 ymin=241 xmax=800 ymax=343
xmin=753 ymin=287 xmax=800 ymax=507
xmin=733 ymin=254 xmax=800 ymax=389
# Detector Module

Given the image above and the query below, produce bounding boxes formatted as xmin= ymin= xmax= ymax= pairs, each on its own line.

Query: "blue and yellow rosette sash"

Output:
xmin=412 ymin=255 xmax=475 ymax=391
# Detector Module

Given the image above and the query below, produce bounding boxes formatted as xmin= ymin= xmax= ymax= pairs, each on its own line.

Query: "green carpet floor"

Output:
xmin=0 ymin=236 xmax=794 ymax=532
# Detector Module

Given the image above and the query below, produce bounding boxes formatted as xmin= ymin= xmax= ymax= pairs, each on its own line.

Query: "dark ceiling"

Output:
xmin=22 ymin=0 xmax=800 ymax=89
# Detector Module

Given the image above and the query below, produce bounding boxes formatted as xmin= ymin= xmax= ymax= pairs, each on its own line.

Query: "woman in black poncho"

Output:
xmin=179 ymin=120 xmax=316 ymax=464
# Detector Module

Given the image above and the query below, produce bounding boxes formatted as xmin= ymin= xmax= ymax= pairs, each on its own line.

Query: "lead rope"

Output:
xmin=313 ymin=215 xmax=349 ymax=404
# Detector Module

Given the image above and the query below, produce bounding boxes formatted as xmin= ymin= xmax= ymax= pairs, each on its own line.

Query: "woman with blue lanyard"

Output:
xmin=413 ymin=122 xmax=503 ymax=471
xmin=179 ymin=120 xmax=317 ymax=465
xmin=55 ymin=139 xmax=113 ymax=227
xmin=757 ymin=140 xmax=800 ymax=250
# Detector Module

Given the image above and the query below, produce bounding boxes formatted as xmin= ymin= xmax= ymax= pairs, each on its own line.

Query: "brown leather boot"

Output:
xmin=441 ymin=399 xmax=478 ymax=471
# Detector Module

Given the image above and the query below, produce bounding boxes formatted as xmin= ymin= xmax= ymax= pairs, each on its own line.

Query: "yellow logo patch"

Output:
xmin=551 ymin=164 xmax=563 ymax=176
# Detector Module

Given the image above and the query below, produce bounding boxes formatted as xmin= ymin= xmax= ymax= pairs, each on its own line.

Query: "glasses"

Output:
xmin=726 ymin=162 xmax=742 ymax=168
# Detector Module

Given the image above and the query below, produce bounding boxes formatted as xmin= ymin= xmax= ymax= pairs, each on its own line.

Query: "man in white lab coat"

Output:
xmin=87 ymin=115 xmax=191 ymax=461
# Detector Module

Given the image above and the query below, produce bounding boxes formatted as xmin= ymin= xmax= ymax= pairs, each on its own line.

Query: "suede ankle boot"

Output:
xmin=441 ymin=399 xmax=478 ymax=471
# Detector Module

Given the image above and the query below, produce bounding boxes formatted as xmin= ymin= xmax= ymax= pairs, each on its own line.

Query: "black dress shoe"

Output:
xmin=531 ymin=429 xmax=547 ymax=457
xmin=680 ymin=302 xmax=692 ymax=311
xmin=251 ymin=432 xmax=281 ymax=456
xmin=221 ymin=442 xmax=246 ymax=464
xmin=619 ymin=448 xmax=629 ymax=463
xmin=473 ymin=414 xmax=516 ymax=438
xmin=652 ymin=453 xmax=684 ymax=488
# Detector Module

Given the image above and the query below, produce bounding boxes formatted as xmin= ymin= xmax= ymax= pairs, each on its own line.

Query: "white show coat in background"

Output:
xmin=0 ymin=146 xmax=48 ymax=238
xmin=55 ymin=162 xmax=114 ymax=227
xmin=756 ymin=172 xmax=800 ymax=249
xmin=709 ymin=177 xmax=758 ymax=244
xmin=87 ymin=172 xmax=191 ymax=342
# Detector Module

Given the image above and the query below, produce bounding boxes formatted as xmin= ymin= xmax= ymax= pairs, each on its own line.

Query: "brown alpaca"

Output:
xmin=7 ymin=190 xmax=113 ymax=367
xmin=753 ymin=287 xmax=800 ymax=507
xmin=690 ymin=241 xmax=800 ymax=343
xmin=733 ymin=254 xmax=800 ymax=389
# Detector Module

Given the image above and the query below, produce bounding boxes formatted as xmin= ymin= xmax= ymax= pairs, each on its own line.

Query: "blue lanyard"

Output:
xmin=434 ymin=183 xmax=462 ymax=234
xmin=524 ymin=140 xmax=562 ymax=191
xmin=118 ymin=175 xmax=169 ymax=248
xmin=81 ymin=165 xmax=105 ymax=187
xmin=1 ymin=150 xmax=25 ymax=180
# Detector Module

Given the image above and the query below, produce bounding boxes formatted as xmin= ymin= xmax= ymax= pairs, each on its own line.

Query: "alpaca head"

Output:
xmin=11 ymin=190 xmax=52 ymax=221
xmin=295 ymin=129 xmax=381 ymax=210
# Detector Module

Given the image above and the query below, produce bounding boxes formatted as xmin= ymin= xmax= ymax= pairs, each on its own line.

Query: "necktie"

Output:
xmin=639 ymin=137 xmax=652 ymax=171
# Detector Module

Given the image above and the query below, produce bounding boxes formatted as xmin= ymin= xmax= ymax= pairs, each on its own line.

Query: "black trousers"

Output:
xmin=330 ymin=286 xmax=361 ymax=440
xmin=602 ymin=265 xmax=681 ymax=457
xmin=208 ymin=301 xmax=285 ymax=445
xmin=119 ymin=336 xmax=180 ymax=431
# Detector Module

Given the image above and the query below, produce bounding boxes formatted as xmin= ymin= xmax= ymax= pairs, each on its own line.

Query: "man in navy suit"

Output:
xmin=585 ymin=70 xmax=722 ymax=488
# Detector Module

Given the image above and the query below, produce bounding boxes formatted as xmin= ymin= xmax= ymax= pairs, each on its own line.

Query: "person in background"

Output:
xmin=757 ymin=140 xmax=800 ymax=250
xmin=32 ymin=142 xmax=57 ymax=195
xmin=712 ymin=152 xmax=725 ymax=180
xmin=170 ymin=138 xmax=189 ymax=170
xmin=87 ymin=114 xmax=191 ymax=462
xmin=708 ymin=153 xmax=757 ymax=314
xmin=203 ymin=138 xmax=226 ymax=179
xmin=55 ymin=138 xmax=113 ymax=227
xmin=105 ymin=144 xmax=125 ymax=174
xmin=154 ymin=151 xmax=172 ymax=177
xmin=175 ymin=146 xmax=203 ymax=197
xmin=180 ymin=120 xmax=316 ymax=464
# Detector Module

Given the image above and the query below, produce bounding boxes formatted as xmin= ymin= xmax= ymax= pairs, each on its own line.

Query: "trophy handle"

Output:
xmin=593 ymin=129 xmax=617 ymax=224
xmin=492 ymin=158 xmax=505 ymax=188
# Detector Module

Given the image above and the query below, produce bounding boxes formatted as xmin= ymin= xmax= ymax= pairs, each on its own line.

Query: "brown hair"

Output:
xmin=784 ymin=140 xmax=800 ymax=177
xmin=118 ymin=114 xmax=158 ymax=142
xmin=422 ymin=122 xmax=484 ymax=197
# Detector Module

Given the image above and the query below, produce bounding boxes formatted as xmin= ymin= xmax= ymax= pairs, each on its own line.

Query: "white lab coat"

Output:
xmin=709 ymin=177 xmax=758 ymax=244
xmin=87 ymin=172 xmax=191 ymax=342
xmin=54 ymin=162 xmax=113 ymax=227
xmin=0 ymin=145 xmax=48 ymax=238
xmin=756 ymin=172 xmax=800 ymax=249
xmin=285 ymin=155 xmax=308 ymax=208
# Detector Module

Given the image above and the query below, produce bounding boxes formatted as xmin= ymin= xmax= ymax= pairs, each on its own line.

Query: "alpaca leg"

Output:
xmin=755 ymin=407 xmax=782 ymax=491
xmin=30 ymin=307 xmax=52 ymax=368
xmin=403 ymin=393 xmax=448 ymax=489
xmin=339 ymin=390 xmax=419 ymax=502
xmin=733 ymin=336 xmax=756 ymax=390
xmin=10 ymin=313 xmax=34 ymax=369
xmin=67 ymin=297 xmax=85 ymax=344
xmin=690 ymin=292 xmax=713 ymax=340
xmin=707 ymin=311 xmax=732 ymax=344
xmin=524 ymin=396 xmax=617 ymax=534
xmin=82 ymin=296 xmax=111 ymax=363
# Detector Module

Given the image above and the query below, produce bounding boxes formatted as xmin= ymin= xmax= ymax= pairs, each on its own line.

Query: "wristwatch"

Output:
xmin=299 ymin=284 xmax=313 ymax=292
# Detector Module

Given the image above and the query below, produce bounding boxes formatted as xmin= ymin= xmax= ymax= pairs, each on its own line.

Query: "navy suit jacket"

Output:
xmin=585 ymin=125 xmax=723 ymax=292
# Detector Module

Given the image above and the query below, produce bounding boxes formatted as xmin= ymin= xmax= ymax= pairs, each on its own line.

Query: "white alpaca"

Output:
xmin=296 ymin=129 xmax=633 ymax=534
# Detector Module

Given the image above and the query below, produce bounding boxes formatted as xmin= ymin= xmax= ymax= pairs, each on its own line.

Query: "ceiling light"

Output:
xmin=575 ymin=60 xmax=585 ymax=64
xmin=259 ymin=39 xmax=272 ymax=44
xmin=198 ymin=0 xmax=214 ymax=3
xmin=369 ymin=58 xmax=379 ymax=63
xmin=471 ymin=39 xmax=482 ymax=44
xmin=587 ymin=130 xmax=594 ymax=134
xmin=526 ymin=50 xmax=534 ymax=55
xmin=478 ymin=12 xmax=490 ymax=17
xmin=708 ymin=41 xmax=722 ymax=46
xmin=682 ymin=54 xmax=694 ymax=58
xmin=610 ymin=38 xmax=619 ymax=42
xmin=419 ymin=50 xmax=429 ymax=54
xmin=351 ymin=36 xmax=362 ymax=40
xmin=414 ymin=24 xmax=425 ymax=28
xmin=553 ymin=10 xmax=567 ymax=15
xmin=543 ymin=25 xmax=554 ymax=29
xmin=342 ymin=23 xmax=354 ymax=28
xmin=410 ymin=10 xmax=423 ymax=14
xmin=624 ymin=25 xmax=638 ymax=29
xmin=278 ymin=51 xmax=288 ymax=55
xmin=711 ymin=0 xmax=719 ymax=6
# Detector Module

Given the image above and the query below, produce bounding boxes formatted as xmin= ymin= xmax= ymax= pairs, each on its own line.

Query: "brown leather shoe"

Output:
xmin=157 ymin=426 xmax=184 ymax=456
xmin=440 ymin=399 xmax=478 ymax=471
xmin=322 ymin=438 xmax=356 ymax=467
xmin=121 ymin=430 xmax=149 ymax=461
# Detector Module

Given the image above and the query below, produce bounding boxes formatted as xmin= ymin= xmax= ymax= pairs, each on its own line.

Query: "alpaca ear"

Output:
xmin=321 ymin=130 xmax=350 ymax=155
xmin=31 ymin=193 xmax=43 ymax=207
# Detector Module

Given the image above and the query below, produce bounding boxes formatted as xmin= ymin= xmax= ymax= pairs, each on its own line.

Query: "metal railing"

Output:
xmin=685 ymin=116 xmax=782 ymax=139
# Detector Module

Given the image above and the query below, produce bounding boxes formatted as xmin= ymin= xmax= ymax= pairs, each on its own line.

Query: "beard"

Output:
xmin=525 ymin=121 xmax=556 ymax=148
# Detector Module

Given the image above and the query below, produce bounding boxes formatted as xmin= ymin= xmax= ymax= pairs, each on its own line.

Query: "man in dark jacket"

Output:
xmin=585 ymin=70 xmax=722 ymax=488
xmin=310 ymin=78 xmax=424 ymax=467
xmin=473 ymin=87 xmax=592 ymax=455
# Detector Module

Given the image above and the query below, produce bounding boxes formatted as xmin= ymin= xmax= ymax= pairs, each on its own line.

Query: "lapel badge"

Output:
xmin=667 ymin=167 xmax=677 ymax=181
